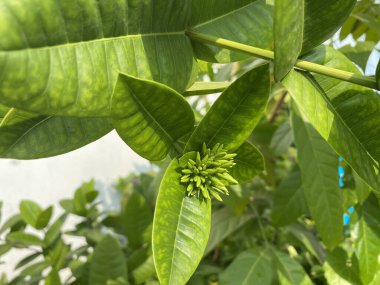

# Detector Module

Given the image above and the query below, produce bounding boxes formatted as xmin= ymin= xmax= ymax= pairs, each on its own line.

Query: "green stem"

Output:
xmin=186 ymin=31 xmax=379 ymax=91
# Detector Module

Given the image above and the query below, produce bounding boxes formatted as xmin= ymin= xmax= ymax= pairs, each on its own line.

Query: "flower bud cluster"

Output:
xmin=180 ymin=143 xmax=238 ymax=201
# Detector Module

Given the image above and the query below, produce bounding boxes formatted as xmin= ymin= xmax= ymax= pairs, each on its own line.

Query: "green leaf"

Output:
xmin=272 ymin=166 xmax=307 ymax=227
xmin=274 ymin=0 xmax=304 ymax=81
xmin=288 ymin=224 xmax=325 ymax=263
xmin=90 ymin=235 xmax=128 ymax=285
xmin=19 ymin=201 xmax=42 ymax=229
xmin=282 ymin=47 xmax=380 ymax=191
xmin=219 ymin=248 xmax=273 ymax=285
xmin=15 ymin=252 xmax=41 ymax=270
xmin=376 ymin=61 xmax=380 ymax=90
xmin=0 ymin=109 xmax=112 ymax=159
xmin=355 ymin=195 xmax=380 ymax=285
xmin=19 ymin=261 xmax=50 ymax=277
xmin=0 ymin=0 xmax=197 ymax=117
xmin=339 ymin=42 xmax=376 ymax=71
xmin=7 ymin=232 xmax=44 ymax=247
xmin=123 ymin=191 xmax=153 ymax=249
xmin=230 ymin=141 xmax=265 ymax=183
xmin=186 ymin=64 xmax=270 ymax=152
xmin=204 ymin=207 xmax=253 ymax=255
xmin=153 ymin=152 xmax=211 ymax=285
xmin=45 ymin=270 xmax=62 ymax=285
xmin=270 ymin=121 xmax=294 ymax=156
xmin=354 ymin=171 xmax=371 ymax=205
xmin=191 ymin=0 xmax=355 ymax=62
xmin=271 ymin=249 xmax=313 ymax=285
xmin=323 ymin=248 xmax=362 ymax=285
xmin=0 ymin=104 xmax=9 ymax=121
xmin=184 ymin=82 xmax=230 ymax=96
xmin=131 ymin=256 xmax=156 ymax=285
xmin=111 ymin=74 xmax=195 ymax=161
xmin=35 ymin=206 xmax=53 ymax=230
xmin=0 ymin=214 xmax=25 ymax=234
xmin=44 ymin=214 xmax=67 ymax=247
xmin=291 ymin=103 xmax=343 ymax=248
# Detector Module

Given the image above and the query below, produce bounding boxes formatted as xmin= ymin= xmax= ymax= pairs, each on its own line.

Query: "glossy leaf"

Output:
xmin=191 ymin=0 xmax=355 ymax=62
xmin=0 ymin=0 xmax=197 ymax=117
xmin=291 ymin=103 xmax=343 ymax=248
xmin=153 ymin=152 xmax=211 ymax=285
xmin=230 ymin=141 xmax=265 ymax=183
xmin=271 ymin=249 xmax=313 ymax=285
xmin=205 ymin=207 xmax=253 ymax=255
xmin=219 ymin=248 xmax=273 ymax=285
xmin=282 ymin=55 xmax=380 ymax=191
xmin=274 ymin=0 xmax=304 ymax=81
xmin=355 ymin=195 xmax=380 ymax=285
xmin=0 ymin=109 xmax=112 ymax=159
xmin=111 ymin=74 xmax=195 ymax=161
xmin=89 ymin=235 xmax=128 ymax=285
xmin=186 ymin=64 xmax=270 ymax=152
xmin=272 ymin=166 xmax=307 ymax=227
xmin=123 ymin=191 xmax=153 ymax=249
xmin=323 ymin=248 xmax=362 ymax=285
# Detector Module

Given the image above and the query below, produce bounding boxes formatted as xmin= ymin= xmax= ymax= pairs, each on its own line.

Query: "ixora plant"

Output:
xmin=0 ymin=0 xmax=380 ymax=284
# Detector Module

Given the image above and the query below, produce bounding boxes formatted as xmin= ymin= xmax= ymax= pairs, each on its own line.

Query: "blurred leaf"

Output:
xmin=15 ymin=252 xmax=40 ymax=270
xmin=291 ymin=104 xmax=343 ymax=248
xmin=339 ymin=42 xmax=376 ymax=71
xmin=111 ymin=73 xmax=195 ymax=161
xmin=272 ymin=166 xmax=307 ymax=227
xmin=274 ymin=0 xmax=304 ymax=81
xmin=44 ymin=214 xmax=67 ymax=247
xmin=230 ymin=141 xmax=265 ymax=183
xmin=205 ymin=207 xmax=253 ymax=255
xmin=0 ymin=244 xmax=12 ymax=257
xmin=19 ymin=201 xmax=42 ymax=229
xmin=323 ymin=248 xmax=362 ymax=285
xmin=19 ymin=261 xmax=50 ymax=277
xmin=131 ymin=255 xmax=155 ymax=285
xmin=0 ymin=214 xmax=25 ymax=234
xmin=288 ymin=224 xmax=325 ymax=264
xmin=123 ymin=191 xmax=153 ymax=249
xmin=355 ymin=195 xmax=380 ymax=285
xmin=271 ymin=249 xmax=313 ymax=285
xmin=45 ymin=269 xmax=61 ymax=285
xmin=7 ymin=232 xmax=44 ymax=247
xmin=35 ymin=207 xmax=53 ymax=230
xmin=90 ymin=235 xmax=128 ymax=285
xmin=270 ymin=121 xmax=294 ymax=156
xmin=186 ymin=64 xmax=270 ymax=152
xmin=219 ymin=248 xmax=273 ymax=285
xmin=153 ymin=153 xmax=211 ymax=285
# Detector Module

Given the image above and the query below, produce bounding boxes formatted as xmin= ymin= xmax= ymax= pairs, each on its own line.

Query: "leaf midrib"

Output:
xmin=0 ymin=31 xmax=184 ymax=53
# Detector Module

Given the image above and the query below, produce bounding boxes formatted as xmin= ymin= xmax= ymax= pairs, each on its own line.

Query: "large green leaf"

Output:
xmin=89 ymin=235 xmax=128 ymax=285
xmin=272 ymin=166 xmax=307 ymax=227
xmin=0 ymin=109 xmax=112 ymax=159
xmin=271 ymin=249 xmax=313 ymax=285
xmin=111 ymin=74 xmax=195 ymax=161
xmin=204 ymin=207 xmax=253 ymax=255
xmin=123 ymin=191 xmax=153 ymax=249
xmin=186 ymin=64 xmax=270 ymax=152
xmin=291 ymin=104 xmax=343 ymax=248
xmin=219 ymin=248 xmax=273 ymax=285
xmin=190 ymin=0 xmax=355 ymax=62
xmin=230 ymin=141 xmax=265 ymax=183
xmin=274 ymin=0 xmax=304 ymax=81
xmin=152 ymin=152 xmax=211 ymax=285
xmin=282 ymin=65 xmax=380 ymax=191
xmin=0 ymin=0 xmax=197 ymax=117
xmin=355 ymin=195 xmax=380 ymax=285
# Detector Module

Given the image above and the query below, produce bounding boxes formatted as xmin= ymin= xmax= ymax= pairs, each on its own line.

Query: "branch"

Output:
xmin=186 ymin=31 xmax=379 ymax=91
